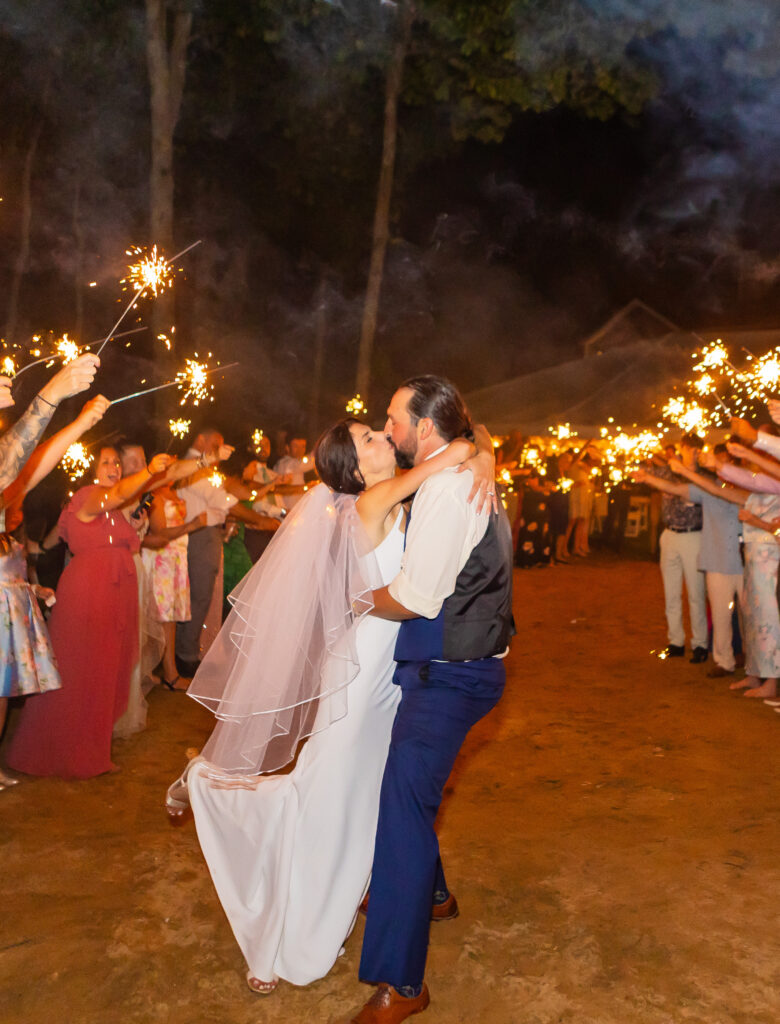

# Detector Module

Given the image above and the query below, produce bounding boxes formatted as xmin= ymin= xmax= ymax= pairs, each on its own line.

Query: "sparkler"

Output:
xmin=110 ymin=361 xmax=238 ymax=407
xmin=346 ymin=394 xmax=367 ymax=416
xmin=251 ymin=428 xmax=265 ymax=453
xmin=169 ymin=418 xmax=191 ymax=439
xmin=55 ymin=333 xmax=79 ymax=364
xmin=8 ymin=326 xmax=148 ymax=382
xmin=95 ymin=239 xmax=202 ymax=357
xmin=176 ymin=357 xmax=211 ymax=406
xmin=60 ymin=442 xmax=92 ymax=482
xmin=208 ymin=469 xmax=225 ymax=489
xmin=2 ymin=355 xmax=16 ymax=377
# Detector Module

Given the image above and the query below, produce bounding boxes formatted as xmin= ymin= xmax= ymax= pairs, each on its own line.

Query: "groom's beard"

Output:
xmin=390 ymin=435 xmax=416 ymax=470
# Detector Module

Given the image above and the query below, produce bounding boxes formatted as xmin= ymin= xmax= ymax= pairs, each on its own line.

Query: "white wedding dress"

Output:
xmin=186 ymin=511 xmax=403 ymax=985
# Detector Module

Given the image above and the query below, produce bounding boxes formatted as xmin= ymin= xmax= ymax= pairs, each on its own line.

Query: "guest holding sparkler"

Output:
xmin=634 ymin=444 xmax=743 ymax=677
xmin=651 ymin=436 xmax=708 ymax=662
xmin=5 ymin=447 xmax=174 ymax=778
xmin=175 ymin=430 xmax=278 ymax=678
xmin=0 ymin=395 xmax=109 ymax=789
xmin=668 ymin=444 xmax=780 ymax=698
xmin=142 ymin=485 xmax=207 ymax=691
xmin=274 ymin=436 xmax=316 ymax=512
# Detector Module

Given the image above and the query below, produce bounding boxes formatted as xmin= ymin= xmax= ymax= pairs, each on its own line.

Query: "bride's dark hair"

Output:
xmin=314 ymin=418 xmax=366 ymax=495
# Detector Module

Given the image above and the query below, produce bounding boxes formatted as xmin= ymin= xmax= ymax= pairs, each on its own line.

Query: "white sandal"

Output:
xmin=246 ymin=971 xmax=279 ymax=995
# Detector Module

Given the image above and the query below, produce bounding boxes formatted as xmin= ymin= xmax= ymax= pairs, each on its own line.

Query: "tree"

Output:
xmin=353 ymin=0 xmax=658 ymax=400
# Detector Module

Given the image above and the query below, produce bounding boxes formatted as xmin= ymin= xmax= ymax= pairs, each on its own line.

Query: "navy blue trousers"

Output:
xmin=359 ymin=657 xmax=505 ymax=989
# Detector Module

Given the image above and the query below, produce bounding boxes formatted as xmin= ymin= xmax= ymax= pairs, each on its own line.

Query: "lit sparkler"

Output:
xmin=208 ymin=469 xmax=225 ymax=489
xmin=95 ymin=239 xmax=201 ymax=357
xmin=176 ymin=357 xmax=212 ymax=406
xmin=346 ymin=394 xmax=367 ymax=416
xmin=169 ymin=418 xmax=191 ymax=440
xmin=122 ymin=245 xmax=172 ymax=297
xmin=110 ymin=361 xmax=238 ymax=407
xmin=2 ymin=355 xmax=16 ymax=377
xmin=251 ymin=428 xmax=265 ymax=453
xmin=55 ymin=333 xmax=80 ymax=364
xmin=61 ymin=442 xmax=92 ymax=482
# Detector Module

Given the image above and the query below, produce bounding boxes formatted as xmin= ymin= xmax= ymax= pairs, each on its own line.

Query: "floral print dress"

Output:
xmin=143 ymin=497 xmax=191 ymax=623
xmin=0 ymin=510 xmax=61 ymax=697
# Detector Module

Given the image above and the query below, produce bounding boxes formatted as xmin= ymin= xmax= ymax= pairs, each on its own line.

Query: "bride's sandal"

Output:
xmin=165 ymin=757 xmax=202 ymax=827
xmin=246 ymin=972 xmax=279 ymax=995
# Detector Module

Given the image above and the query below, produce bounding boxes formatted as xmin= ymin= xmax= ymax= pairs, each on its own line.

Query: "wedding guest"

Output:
xmin=653 ymin=436 xmax=708 ymax=662
xmin=175 ymin=429 xmax=277 ymax=677
xmin=274 ymin=436 xmax=316 ymax=511
xmin=6 ymin=449 xmax=173 ymax=778
xmin=0 ymin=395 xmax=109 ymax=788
xmin=143 ymin=486 xmax=207 ymax=691
xmin=635 ymin=444 xmax=743 ymax=677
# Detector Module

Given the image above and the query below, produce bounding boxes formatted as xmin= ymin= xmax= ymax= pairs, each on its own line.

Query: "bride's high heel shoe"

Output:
xmin=165 ymin=755 xmax=203 ymax=827
xmin=246 ymin=971 xmax=279 ymax=995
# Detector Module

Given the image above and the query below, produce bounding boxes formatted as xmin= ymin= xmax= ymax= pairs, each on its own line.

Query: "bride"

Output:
xmin=166 ymin=416 xmax=495 ymax=994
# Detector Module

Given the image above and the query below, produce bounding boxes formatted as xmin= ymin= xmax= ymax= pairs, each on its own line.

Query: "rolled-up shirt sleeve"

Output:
xmin=388 ymin=471 xmax=488 ymax=618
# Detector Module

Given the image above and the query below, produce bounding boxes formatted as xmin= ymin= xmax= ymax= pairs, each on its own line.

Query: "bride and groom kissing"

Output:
xmin=167 ymin=374 xmax=515 ymax=1023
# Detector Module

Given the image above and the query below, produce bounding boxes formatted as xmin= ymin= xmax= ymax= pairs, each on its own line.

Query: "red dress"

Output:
xmin=7 ymin=486 xmax=139 ymax=778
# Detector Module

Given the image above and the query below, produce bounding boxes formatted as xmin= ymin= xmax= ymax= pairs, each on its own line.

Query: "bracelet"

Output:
xmin=36 ymin=393 xmax=57 ymax=409
xmin=197 ymin=453 xmax=208 ymax=469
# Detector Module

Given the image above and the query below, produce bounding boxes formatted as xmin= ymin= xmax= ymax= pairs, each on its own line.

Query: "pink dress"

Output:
xmin=144 ymin=497 xmax=191 ymax=623
xmin=6 ymin=486 xmax=139 ymax=779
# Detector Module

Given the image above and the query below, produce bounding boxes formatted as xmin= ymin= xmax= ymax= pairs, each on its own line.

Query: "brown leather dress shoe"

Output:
xmin=350 ymin=984 xmax=430 ymax=1023
xmin=430 ymin=892 xmax=459 ymax=921
xmin=359 ymin=892 xmax=459 ymax=921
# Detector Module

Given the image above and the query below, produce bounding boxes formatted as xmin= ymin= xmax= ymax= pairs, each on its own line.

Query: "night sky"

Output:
xmin=2 ymin=1 xmax=780 ymax=441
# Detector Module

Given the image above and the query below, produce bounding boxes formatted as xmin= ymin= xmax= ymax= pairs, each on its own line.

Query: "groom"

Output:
xmin=351 ymin=376 xmax=515 ymax=1024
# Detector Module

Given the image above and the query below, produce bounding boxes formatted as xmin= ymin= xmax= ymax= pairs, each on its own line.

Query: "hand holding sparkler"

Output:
xmin=729 ymin=417 xmax=758 ymax=446
xmin=216 ymin=444 xmax=234 ymax=462
xmin=768 ymin=399 xmax=780 ymax=426
xmin=667 ymin=457 xmax=686 ymax=476
xmin=38 ymin=353 xmax=101 ymax=407
xmin=74 ymin=395 xmax=111 ymax=432
xmin=0 ymin=376 xmax=13 ymax=409
xmin=726 ymin=441 xmax=753 ymax=461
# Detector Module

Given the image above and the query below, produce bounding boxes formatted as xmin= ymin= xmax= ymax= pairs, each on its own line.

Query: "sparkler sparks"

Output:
xmin=122 ymin=245 xmax=173 ymax=297
xmin=346 ymin=394 xmax=367 ymax=416
xmin=251 ymin=428 xmax=265 ymax=453
xmin=55 ymin=333 xmax=80 ymax=364
xmin=176 ymin=357 xmax=213 ymax=406
xmin=61 ymin=443 xmax=92 ymax=482
xmin=208 ymin=469 xmax=225 ymax=489
xmin=168 ymin=418 xmax=191 ymax=439
xmin=1 ymin=355 xmax=16 ymax=377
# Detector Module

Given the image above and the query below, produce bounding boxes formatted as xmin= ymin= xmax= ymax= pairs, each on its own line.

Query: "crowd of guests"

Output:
xmin=495 ymin=432 xmax=604 ymax=568
xmin=634 ymin=406 xmax=780 ymax=714
xmin=4 ymin=359 xmax=778 ymax=790
xmin=0 ymin=356 xmax=319 ymax=788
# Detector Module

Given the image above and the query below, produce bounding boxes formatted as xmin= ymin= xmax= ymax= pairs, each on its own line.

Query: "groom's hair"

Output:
xmin=314 ymin=418 xmax=366 ymax=495
xmin=402 ymin=375 xmax=473 ymax=442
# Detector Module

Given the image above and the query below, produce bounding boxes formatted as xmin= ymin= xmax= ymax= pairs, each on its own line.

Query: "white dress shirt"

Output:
xmin=178 ymin=447 xmax=238 ymax=527
xmin=388 ymin=450 xmax=490 ymax=619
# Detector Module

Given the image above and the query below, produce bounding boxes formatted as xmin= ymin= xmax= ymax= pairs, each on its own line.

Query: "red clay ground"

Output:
xmin=2 ymin=555 xmax=779 ymax=1024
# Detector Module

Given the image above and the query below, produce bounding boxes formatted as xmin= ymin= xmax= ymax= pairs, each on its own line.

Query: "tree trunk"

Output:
xmin=145 ymin=0 xmax=192 ymax=417
xmin=72 ymin=175 xmax=85 ymax=340
xmin=354 ymin=2 xmax=414 ymax=401
xmin=308 ymin=275 xmax=330 ymax=443
xmin=5 ymin=119 xmax=44 ymax=344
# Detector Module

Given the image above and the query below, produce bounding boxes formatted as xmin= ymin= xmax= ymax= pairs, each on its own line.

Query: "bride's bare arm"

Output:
xmin=357 ymin=438 xmax=475 ymax=529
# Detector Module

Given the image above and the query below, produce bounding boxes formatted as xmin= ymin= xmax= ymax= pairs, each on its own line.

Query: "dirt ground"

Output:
xmin=2 ymin=555 xmax=779 ymax=1024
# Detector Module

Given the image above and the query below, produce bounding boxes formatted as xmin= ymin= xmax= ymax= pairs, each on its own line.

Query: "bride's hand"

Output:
xmin=459 ymin=448 xmax=498 ymax=514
